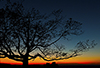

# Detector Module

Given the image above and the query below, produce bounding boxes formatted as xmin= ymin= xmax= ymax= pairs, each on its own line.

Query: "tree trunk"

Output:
xmin=23 ymin=55 xmax=28 ymax=66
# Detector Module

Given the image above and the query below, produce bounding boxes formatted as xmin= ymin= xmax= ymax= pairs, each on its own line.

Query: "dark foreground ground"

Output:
xmin=0 ymin=63 xmax=100 ymax=68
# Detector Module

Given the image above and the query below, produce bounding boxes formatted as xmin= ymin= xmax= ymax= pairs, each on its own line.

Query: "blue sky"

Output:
xmin=22 ymin=0 xmax=100 ymax=59
xmin=23 ymin=0 xmax=100 ymax=49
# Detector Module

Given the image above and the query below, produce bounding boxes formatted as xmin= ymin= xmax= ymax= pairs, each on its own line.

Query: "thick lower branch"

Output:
xmin=28 ymin=52 xmax=80 ymax=61
xmin=0 ymin=50 xmax=23 ymax=61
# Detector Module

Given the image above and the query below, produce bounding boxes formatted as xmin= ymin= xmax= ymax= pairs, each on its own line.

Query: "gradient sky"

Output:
xmin=0 ymin=0 xmax=100 ymax=65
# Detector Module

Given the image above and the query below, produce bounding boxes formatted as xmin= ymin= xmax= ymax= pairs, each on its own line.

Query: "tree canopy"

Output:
xmin=0 ymin=0 xmax=97 ymax=66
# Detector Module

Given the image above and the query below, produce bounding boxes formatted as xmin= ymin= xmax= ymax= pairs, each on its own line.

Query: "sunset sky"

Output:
xmin=0 ymin=0 xmax=100 ymax=65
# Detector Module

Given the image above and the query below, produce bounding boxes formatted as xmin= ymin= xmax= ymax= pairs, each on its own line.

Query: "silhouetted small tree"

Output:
xmin=0 ymin=0 xmax=97 ymax=66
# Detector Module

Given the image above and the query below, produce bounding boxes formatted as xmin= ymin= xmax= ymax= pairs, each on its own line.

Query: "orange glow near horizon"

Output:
xmin=0 ymin=56 xmax=100 ymax=65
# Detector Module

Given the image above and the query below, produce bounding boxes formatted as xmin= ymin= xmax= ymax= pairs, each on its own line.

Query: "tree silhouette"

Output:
xmin=0 ymin=0 xmax=97 ymax=66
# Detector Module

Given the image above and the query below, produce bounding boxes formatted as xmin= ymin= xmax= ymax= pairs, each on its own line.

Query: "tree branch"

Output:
xmin=0 ymin=50 xmax=23 ymax=61
xmin=28 ymin=51 xmax=80 ymax=61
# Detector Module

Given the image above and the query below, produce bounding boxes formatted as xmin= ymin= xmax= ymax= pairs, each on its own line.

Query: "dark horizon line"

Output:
xmin=0 ymin=62 xmax=100 ymax=66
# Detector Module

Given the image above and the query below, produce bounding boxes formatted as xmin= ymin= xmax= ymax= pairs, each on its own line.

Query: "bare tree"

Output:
xmin=0 ymin=1 xmax=97 ymax=66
